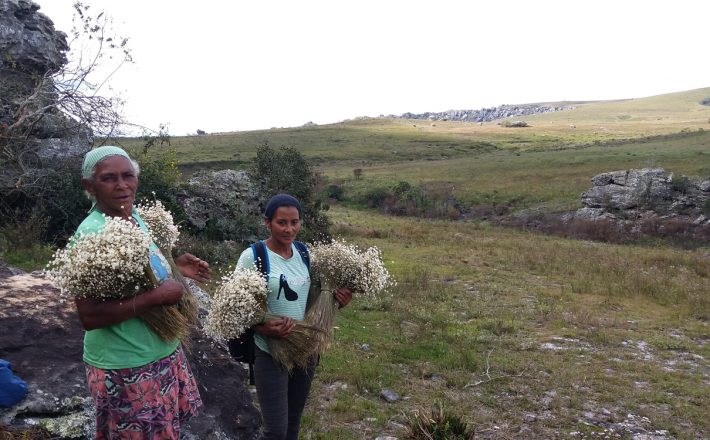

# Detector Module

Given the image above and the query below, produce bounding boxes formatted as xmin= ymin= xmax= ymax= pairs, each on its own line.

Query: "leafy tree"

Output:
xmin=249 ymin=143 xmax=330 ymax=242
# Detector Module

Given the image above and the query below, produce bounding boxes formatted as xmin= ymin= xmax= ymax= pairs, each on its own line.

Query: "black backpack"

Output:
xmin=227 ymin=240 xmax=310 ymax=384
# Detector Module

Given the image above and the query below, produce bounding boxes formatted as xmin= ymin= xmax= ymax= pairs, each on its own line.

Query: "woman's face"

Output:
xmin=81 ymin=155 xmax=138 ymax=218
xmin=265 ymin=206 xmax=301 ymax=247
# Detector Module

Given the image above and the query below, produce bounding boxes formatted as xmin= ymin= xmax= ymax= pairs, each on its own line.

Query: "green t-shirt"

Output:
xmin=236 ymin=243 xmax=311 ymax=354
xmin=74 ymin=209 xmax=179 ymax=369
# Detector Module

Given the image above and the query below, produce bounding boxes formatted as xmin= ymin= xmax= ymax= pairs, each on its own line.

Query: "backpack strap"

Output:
xmin=244 ymin=240 xmax=270 ymax=385
xmin=250 ymin=240 xmax=270 ymax=280
xmin=293 ymin=240 xmax=310 ymax=272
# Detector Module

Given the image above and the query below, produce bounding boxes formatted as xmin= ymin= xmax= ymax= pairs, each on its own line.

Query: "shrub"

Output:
xmin=500 ymin=120 xmax=529 ymax=128
xmin=323 ymin=184 xmax=345 ymax=201
xmin=0 ymin=158 xmax=90 ymax=245
xmin=174 ymin=232 xmax=243 ymax=272
xmin=671 ymin=176 xmax=691 ymax=194
xmin=129 ymin=146 xmax=187 ymax=226
xmin=392 ymin=181 xmax=412 ymax=195
xmin=402 ymin=401 xmax=474 ymax=440
xmin=362 ymin=187 xmax=391 ymax=208
xmin=249 ymin=143 xmax=330 ymax=242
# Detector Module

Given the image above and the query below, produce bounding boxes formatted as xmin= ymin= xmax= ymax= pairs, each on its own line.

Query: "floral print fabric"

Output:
xmin=86 ymin=345 xmax=202 ymax=439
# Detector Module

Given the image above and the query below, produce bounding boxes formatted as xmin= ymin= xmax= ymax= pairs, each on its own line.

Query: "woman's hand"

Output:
xmin=175 ymin=253 xmax=211 ymax=283
xmin=151 ymin=279 xmax=184 ymax=305
xmin=334 ymin=287 xmax=352 ymax=309
xmin=254 ymin=317 xmax=295 ymax=339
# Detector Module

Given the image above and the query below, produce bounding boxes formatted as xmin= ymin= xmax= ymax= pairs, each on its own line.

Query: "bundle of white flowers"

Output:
xmin=135 ymin=199 xmax=179 ymax=250
xmin=46 ymin=215 xmax=152 ymax=299
xmin=205 ymin=265 xmax=323 ymax=371
xmin=204 ymin=266 xmax=268 ymax=339
xmin=136 ymin=199 xmax=198 ymax=342
xmin=306 ymin=239 xmax=395 ymax=354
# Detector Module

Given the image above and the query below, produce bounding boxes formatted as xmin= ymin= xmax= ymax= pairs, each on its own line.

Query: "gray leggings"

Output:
xmin=254 ymin=347 xmax=316 ymax=440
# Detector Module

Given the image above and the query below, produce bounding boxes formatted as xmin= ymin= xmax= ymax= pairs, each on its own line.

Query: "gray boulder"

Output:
xmin=178 ymin=169 xmax=263 ymax=238
xmin=577 ymin=168 xmax=710 ymax=221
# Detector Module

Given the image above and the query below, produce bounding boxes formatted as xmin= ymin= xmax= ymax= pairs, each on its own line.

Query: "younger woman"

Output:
xmin=236 ymin=194 xmax=351 ymax=440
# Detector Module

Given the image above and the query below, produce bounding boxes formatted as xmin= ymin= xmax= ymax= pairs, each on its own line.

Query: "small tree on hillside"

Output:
xmin=249 ymin=143 xmax=330 ymax=242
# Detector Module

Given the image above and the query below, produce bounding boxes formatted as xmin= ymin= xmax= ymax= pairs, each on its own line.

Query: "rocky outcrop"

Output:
xmin=1 ymin=0 xmax=92 ymax=191
xmin=0 ymin=0 xmax=67 ymax=109
xmin=383 ymin=104 xmax=575 ymax=123
xmin=177 ymin=169 xmax=264 ymax=239
xmin=575 ymin=168 xmax=710 ymax=224
xmin=0 ymin=263 xmax=260 ymax=439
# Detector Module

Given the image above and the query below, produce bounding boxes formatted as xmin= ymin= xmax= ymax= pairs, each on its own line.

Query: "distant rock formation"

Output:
xmin=382 ymin=104 xmax=575 ymax=123
xmin=575 ymin=168 xmax=710 ymax=224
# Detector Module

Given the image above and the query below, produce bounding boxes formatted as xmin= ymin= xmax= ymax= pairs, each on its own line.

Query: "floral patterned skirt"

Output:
xmin=85 ymin=345 xmax=202 ymax=439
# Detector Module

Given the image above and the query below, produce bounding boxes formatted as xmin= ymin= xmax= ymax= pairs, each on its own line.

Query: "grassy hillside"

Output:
xmin=328 ymin=130 xmax=710 ymax=212
xmin=112 ymin=88 xmax=710 ymax=215
xmin=117 ymin=87 xmax=710 ymax=173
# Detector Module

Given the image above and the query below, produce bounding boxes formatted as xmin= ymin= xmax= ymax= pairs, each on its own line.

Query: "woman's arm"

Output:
xmin=75 ymin=279 xmax=184 ymax=330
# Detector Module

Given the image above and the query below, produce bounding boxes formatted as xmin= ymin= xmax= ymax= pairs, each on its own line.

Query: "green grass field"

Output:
xmin=300 ymin=207 xmax=709 ymax=439
xmin=116 ymin=88 xmax=710 ymax=214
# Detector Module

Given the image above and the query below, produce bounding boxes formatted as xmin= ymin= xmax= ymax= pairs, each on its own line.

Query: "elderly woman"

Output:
xmin=236 ymin=194 xmax=352 ymax=440
xmin=75 ymin=145 xmax=209 ymax=439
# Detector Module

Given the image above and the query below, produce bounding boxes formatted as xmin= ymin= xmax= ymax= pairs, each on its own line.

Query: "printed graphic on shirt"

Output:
xmin=149 ymin=250 xmax=172 ymax=283
xmin=277 ymin=274 xmax=299 ymax=301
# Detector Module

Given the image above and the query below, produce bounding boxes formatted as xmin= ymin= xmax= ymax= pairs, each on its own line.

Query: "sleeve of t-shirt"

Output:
xmin=236 ymin=248 xmax=255 ymax=270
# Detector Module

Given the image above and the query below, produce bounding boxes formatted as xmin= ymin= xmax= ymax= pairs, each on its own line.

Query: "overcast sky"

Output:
xmin=35 ymin=0 xmax=709 ymax=136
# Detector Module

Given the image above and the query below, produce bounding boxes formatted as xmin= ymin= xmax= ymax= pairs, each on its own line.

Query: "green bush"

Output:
xmin=0 ymin=211 xmax=55 ymax=271
xmin=129 ymin=146 xmax=187 ymax=226
xmin=249 ymin=143 xmax=330 ymax=242
xmin=392 ymin=181 xmax=412 ymax=195
xmin=362 ymin=187 xmax=391 ymax=208
xmin=175 ymin=232 xmax=244 ymax=272
xmin=0 ymin=158 xmax=91 ymax=245
xmin=671 ymin=176 xmax=691 ymax=194
xmin=323 ymin=184 xmax=345 ymax=201
xmin=500 ymin=120 xmax=529 ymax=128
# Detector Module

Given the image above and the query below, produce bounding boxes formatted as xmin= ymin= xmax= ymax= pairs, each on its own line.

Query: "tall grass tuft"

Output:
xmin=402 ymin=401 xmax=475 ymax=440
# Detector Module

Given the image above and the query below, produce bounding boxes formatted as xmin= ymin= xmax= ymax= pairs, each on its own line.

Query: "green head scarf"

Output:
xmin=81 ymin=146 xmax=136 ymax=214
xmin=81 ymin=146 xmax=132 ymax=179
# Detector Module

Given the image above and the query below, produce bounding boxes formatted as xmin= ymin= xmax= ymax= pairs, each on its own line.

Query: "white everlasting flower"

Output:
xmin=310 ymin=239 xmax=395 ymax=298
xmin=204 ymin=266 xmax=269 ymax=340
xmin=306 ymin=239 xmax=395 ymax=356
xmin=45 ymin=215 xmax=152 ymax=299
xmin=135 ymin=200 xmax=180 ymax=251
